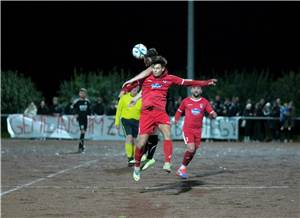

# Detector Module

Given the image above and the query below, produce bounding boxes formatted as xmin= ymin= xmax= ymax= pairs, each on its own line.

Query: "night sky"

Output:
xmin=2 ymin=1 xmax=300 ymax=100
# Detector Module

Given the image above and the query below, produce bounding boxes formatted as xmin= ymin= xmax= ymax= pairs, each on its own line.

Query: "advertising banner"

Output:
xmin=7 ymin=115 xmax=239 ymax=140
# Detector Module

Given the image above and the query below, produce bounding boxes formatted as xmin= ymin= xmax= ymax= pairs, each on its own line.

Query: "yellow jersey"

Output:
xmin=115 ymin=93 xmax=142 ymax=126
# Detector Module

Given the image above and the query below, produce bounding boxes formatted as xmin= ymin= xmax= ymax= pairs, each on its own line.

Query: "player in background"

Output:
xmin=174 ymin=86 xmax=217 ymax=179
xmin=126 ymin=56 xmax=217 ymax=181
xmin=73 ymin=88 xmax=91 ymax=153
xmin=115 ymin=82 xmax=142 ymax=166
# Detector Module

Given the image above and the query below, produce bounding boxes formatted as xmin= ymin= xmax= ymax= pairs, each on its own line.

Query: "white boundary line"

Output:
xmin=145 ymin=185 xmax=290 ymax=190
xmin=0 ymin=159 xmax=98 ymax=197
xmin=1 ymin=185 xmax=289 ymax=191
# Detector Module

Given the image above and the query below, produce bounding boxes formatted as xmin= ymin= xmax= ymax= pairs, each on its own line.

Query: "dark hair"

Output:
xmin=150 ymin=55 xmax=168 ymax=67
xmin=145 ymin=48 xmax=158 ymax=58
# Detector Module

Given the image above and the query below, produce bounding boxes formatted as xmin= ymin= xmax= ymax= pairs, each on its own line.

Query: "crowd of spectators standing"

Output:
xmin=32 ymin=96 xmax=116 ymax=117
xmin=25 ymin=94 xmax=296 ymax=143
xmin=166 ymin=95 xmax=295 ymax=143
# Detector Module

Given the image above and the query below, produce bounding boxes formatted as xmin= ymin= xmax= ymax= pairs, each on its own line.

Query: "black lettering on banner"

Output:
xmin=220 ymin=118 xmax=230 ymax=137
xmin=107 ymin=116 xmax=117 ymax=135
xmin=230 ymin=118 xmax=237 ymax=136
xmin=210 ymin=118 xmax=218 ymax=138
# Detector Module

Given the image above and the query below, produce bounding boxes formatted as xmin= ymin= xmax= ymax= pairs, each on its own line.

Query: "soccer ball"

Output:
xmin=132 ymin=43 xmax=147 ymax=59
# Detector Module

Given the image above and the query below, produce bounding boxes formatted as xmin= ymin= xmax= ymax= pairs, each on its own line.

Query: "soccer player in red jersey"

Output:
xmin=174 ymin=86 xmax=217 ymax=179
xmin=125 ymin=56 xmax=217 ymax=181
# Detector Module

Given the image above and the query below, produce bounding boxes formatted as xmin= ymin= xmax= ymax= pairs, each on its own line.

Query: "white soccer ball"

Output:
xmin=132 ymin=43 xmax=147 ymax=59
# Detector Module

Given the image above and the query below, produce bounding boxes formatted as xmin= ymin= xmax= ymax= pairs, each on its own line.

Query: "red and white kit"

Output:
xmin=139 ymin=69 xmax=212 ymax=135
xmin=175 ymin=97 xmax=215 ymax=147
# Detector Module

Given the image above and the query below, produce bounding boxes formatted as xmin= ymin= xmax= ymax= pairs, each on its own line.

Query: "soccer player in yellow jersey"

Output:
xmin=115 ymin=83 xmax=142 ymax=166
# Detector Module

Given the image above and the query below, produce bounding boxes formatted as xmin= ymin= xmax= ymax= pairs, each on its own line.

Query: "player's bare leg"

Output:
xmin=158 ymin=124 xmax=173 ymax=173
xmin=177 ymin=143 xmax=197 ymax=179
xmin=133 ymin=134 xmax=149 ymax=181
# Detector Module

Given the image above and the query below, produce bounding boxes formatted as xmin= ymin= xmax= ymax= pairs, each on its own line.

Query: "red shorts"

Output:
xmin=139 ymin=109 xmax=170 ymax=135
xmin=182 ymin=128 xmax=202 ymax=148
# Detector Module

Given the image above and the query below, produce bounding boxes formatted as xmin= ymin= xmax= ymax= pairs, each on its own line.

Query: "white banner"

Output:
xmin=172 ymin=116 xmax=240 ymax=140
xmin=7 ymin=115 xmax=240 ymax=140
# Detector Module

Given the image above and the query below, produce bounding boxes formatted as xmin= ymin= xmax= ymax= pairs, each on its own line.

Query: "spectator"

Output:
xmin=287 ymin=101 xmax=296 ymax=142
xmin=106 ymin=100 xmax=118 ymax=115
xmin=37 ymin=100 xmax=49 ymax=115
xmin=242 ymin=103 xmax=254 ymax=142
xmin=24 ymin=102 xmax=37 ymax=116
xmin=222 ymin=97 xmax=231 ymax=116
xmin=271 ymin=98 xmax=281 ymax=141
xmin=280 ymin=101 xmax=295 ymax=143
xmin=49 ymin=96 xmax=63 ymax=116
xmin=64 ymin=97 xmax=76 ymax=115
xmin=235 ymin=97 xmax=242 ymax=116
xmin=213 ymin=95 xmax=223 ymax=116
xmin=253 ymin=99 xmax=265 ymax=142
xmin=228 ymin=96 xmax=240 ymax=116
xmin=262 ymin=102 xmax=272 ymax=141
xmin=245 ymin=99 xmax=254 ymax=113
xmin=92 ymin=97 xmax=106 ymax=115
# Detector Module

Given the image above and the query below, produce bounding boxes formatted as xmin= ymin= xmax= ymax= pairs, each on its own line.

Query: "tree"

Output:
xmin=271 ymin=71 xmax=300 ymax=109
xmin=1 ymin=71 xmax=42 ymax=114
xmin=58 ymin=68 xmax=133 ymax=106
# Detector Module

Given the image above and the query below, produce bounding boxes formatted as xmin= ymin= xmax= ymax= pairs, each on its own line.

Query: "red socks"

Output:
xmin=135 ymin=140 xmax=173 ymax=166
xmin=134 ymin=147 xmax=144 ymax=167
xmin=163 ymin=140 xmax=173 ymax=163
xmin=182 ymin=150 xmax=195 ymax=166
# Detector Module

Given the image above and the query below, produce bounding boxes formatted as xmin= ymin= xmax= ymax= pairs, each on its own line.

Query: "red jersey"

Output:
xmin=175 ymin=97 xmax=214 ymax=130
xmin=140 ymin=70 xmax=184 ymax=111
xmin=140 ymin=69 xmax=212 ymax=111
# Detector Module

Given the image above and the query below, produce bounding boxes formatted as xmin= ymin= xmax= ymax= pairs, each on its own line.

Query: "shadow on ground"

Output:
xmin=141 ymin=169 xmax=235 ymax=195
xmin=141 ymin=180 xmax=206 ymax=195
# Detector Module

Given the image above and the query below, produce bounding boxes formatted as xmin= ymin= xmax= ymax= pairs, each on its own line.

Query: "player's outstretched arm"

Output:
xmin=122 ymin=67 xmax=152 ymax=88
xmin=128 ymin=91 xmax=142 ymax=107
xmin=170 ymin=75 xmax=217 ymax=87
xmin=182 ymin=78 xmax=217 ymax=87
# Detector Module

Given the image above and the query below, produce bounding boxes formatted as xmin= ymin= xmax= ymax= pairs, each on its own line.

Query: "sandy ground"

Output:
xmin=1 ymin=139 xmax=300 ymax=218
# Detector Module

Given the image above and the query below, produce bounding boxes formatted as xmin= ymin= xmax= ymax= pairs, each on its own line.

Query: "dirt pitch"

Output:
xmin=1 ymin=139 xmax=299 ymax=218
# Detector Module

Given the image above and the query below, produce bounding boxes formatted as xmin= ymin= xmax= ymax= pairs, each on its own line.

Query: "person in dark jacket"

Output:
xmin=73 ymin=88 xmax=91 ymax=153
xmin=37 ymin=100 xmax=49 ymax=115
